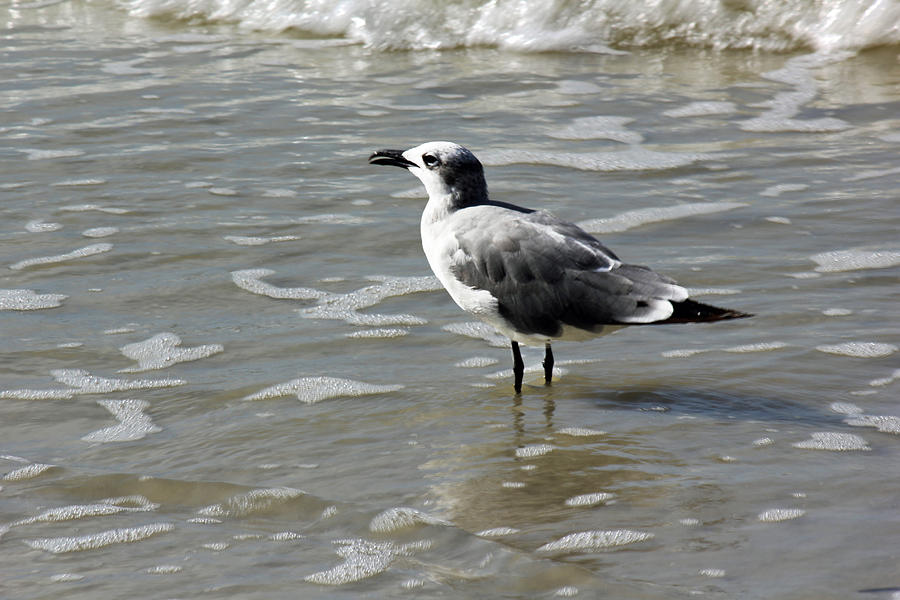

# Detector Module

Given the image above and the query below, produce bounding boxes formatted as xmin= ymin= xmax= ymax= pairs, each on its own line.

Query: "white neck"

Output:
xmin=419 ymin=192 xmax=457 ymax=292
xmin=420 ymin=192 xmax=455 ymax=228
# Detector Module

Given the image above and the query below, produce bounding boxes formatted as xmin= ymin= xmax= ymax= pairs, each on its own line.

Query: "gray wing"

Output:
xmin=450 ymin=208 xmax=687 ymax=337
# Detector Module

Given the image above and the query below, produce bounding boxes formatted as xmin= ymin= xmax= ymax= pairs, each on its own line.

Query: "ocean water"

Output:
xmin=2 ymin=1 xmax=899 ymax=598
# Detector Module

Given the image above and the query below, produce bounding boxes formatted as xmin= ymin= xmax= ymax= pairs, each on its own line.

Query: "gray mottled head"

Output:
xmin=369 ymin=141 xmax=489 ymax=208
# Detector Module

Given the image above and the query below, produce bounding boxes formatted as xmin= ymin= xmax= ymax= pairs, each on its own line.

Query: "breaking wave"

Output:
xmin=120 ymin=0 xmax=900 ymax=53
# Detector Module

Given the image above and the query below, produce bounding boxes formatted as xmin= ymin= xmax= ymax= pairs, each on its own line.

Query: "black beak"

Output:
xmin=368 ymin=149 xmax=416 ymax=169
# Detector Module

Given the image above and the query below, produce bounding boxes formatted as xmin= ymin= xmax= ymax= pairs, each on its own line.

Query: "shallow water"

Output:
xmin=2 ymin=2 xmax=900 ymax=598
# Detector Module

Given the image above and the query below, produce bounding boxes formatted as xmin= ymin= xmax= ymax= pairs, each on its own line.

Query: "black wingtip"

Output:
xmin=662 ymin=299 xmax=753 ymax=324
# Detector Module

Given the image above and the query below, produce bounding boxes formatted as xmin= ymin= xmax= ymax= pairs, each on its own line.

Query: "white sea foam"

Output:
xmin=454 ymin=356 xmax=499 ymax=368
xmin=760 ymin=184 xmax=809 ymax=197
xmin=555 ymin=586 xmax=580 ymax=597
xmin=548 ymin=116 xmax=643 ymax=144
xmin=810 ymin=248 xmax=900 ymax=273
xmin=345 ymin=328 xmax=410 ymax=339
xmin=662 ymin=348 xmax=709 ymax=358
xmin=223 ymin=234 xmax=299 ymax=245
xmin=187 ymin=517 xmax=222 ymax=524
xmin=270 ymin=531 xmax=303 ymax=541
xmin=198 ymin=487 xmax=306 ymax=518
xmin=50 ymin=573 xmax=85 ymax=582
xmin=232 ymin=269 xmax=439 ymax=327
xmin=298 ymin=275 xmax=439 ymax=326
xmin=830 ymin=402 xmax=863 ymax=415
xmin=303 ymin=538 xmax=429 ymax=585
xmin=53 ymin=178 xmax=107 ymax=187
xmin=22 ymin=149 xmax=85 ymax=160
xmin=758 ymin=509 xmax=806 ymax=522
xmin=82 ymin=227 xmax=119 ymax=238
xmin=536 ymin=529 xmax=654 ymax=555
xmin=741 ymin=53 xmax=853 ymax=133
xmin=147 ymin=565 xmax=183 ymax=574
xmin=220 ymin=213 xmax=369 ymax=228
xmin=293 ymin=213 xmax=372 ymax=225
xmin=9 ymin=243 xmax=113 ymax=270
xmin=741 ymin=52 xmax=854 ymax=133
xmin=815 ymin=342 xmax=897 ymax=359
xmin=25 ymin=523 xmax=174 ymax=553
xmin=725 ymin=341 xmax=787 ymax=353
xmin=104 ymin=326 xmax=138 ymax=334
xmin=0 ymin=454 xmax=29 ymax=462
xmin=12 ymin=496 xmax=158 ymax=526
xmin=0 ymin=289 xmax=67 ymax=310
xmin=369 ymin=507 xmax=450 ymax=533
xmin=119 ymin=332 xmax=223 ymax=372
xmin=59 ymin=204 xmax=129 ymax=214
xmin=201 ymin=542 xmax=230 ymax=551
xmin=3 ymin=463 xmax=55 ymax=481
xmin=742 ymin=116 xmax=850 ymax=133
xmin=25 ymin=220 xmax=63 ymax=232
xmin=579 ymin=202 xmax=746 ymax=234
xmin=245 ymin=376 xmax=402 ymax=404
xmin=869 ymin=368 xmax=900 ymax=387
xmin=515 ymin=444 xmax=555 ymax=458
xmin=845 ymin=415 xmax=900 ymax=435
xmin=557 ymin=426 xmax=606 ymax=437
xmin=0 ymin=388 xmax=76 ymax=400
xmin=122 ymin=0 xmax=900 ymax=53
xmin=483 ymin=147 xmax=714 ymax=172
xmin=664 ymin=101 xmax=736 ymax=117
xmin=486 ymin=362 xmax=569 ymax=381
xmin=564 ymin=492 xmax=615 ymax=507
xmin=665 ymin=341 xmax=785 ymax=358
xmin=476 ymin=527 xmax=520 ymax=537
xmin=442 ymin=322 xmax=509 ymax=347
xmin=231 ymin=268 xmax=325 ymax=300
xmin=402 ymin=578 xmax=427 ymax=590
xmin=1 ymin=182 xmax=31 ymax=190
xmin=259 ymin=187 xmax=298 ymax=198
xmin=51 ymin=368 xmax=184 ymax=393
xmin=792 ymin=432 xmax=871 ymax=451
xmin=81 ymin=399 xmax=161 ymax=443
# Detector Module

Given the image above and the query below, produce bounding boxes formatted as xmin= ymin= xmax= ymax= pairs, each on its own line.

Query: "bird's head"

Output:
xmin=369 ymin=141 xmax=488 ymax=206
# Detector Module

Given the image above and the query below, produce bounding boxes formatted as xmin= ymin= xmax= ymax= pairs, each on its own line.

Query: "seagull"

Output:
xmin=369 ymin=141 xmax=751 ymax=394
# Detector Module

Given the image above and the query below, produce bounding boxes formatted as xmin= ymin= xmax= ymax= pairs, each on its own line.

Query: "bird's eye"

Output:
xmin=422 ymin=154 xmax=439 ymax=168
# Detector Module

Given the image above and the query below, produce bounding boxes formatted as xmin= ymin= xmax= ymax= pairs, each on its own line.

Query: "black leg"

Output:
xmin=543 ymin=343 xmax=554 ymax=385
xmin=511 ymin=341 xmax=524 ymax=394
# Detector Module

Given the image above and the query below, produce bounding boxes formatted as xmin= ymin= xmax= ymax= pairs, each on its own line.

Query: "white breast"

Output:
xmin=420 ymin=210 xmax=499 ymax=319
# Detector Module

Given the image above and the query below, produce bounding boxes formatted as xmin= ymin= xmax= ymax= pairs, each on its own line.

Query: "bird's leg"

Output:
xmin=543 ymin=343 xmax=554 ymax=385
xmin=511 ymin=341 xmax=524 ymax=394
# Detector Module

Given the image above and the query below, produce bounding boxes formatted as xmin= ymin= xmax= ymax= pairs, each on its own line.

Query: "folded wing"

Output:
xmin=449 ymin=208 xmax=746 ymax=338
